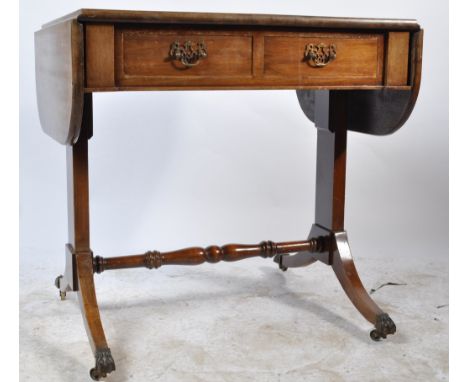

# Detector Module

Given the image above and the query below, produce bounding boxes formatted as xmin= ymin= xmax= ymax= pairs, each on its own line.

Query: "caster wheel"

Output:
xmin=371 ymin=313 xmax=395 ymax=341
xmin=55 ymin=275 xmax=67 ymax=300
xmin=54 ymin=275 xmax=63 ymax=289
xmin=273 ymin=254 xmax=288 ymax=272
xmin=90 ymin=368 xmax=106 ymax=381
xmin=370 ymin=329 xmax=382 ymax=341
xmin=91 ymin=348 xmax=115 ymax=380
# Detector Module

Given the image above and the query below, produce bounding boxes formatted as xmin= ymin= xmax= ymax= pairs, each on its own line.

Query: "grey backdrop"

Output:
xmin=20 ymin=0 xmax=448 ymax=266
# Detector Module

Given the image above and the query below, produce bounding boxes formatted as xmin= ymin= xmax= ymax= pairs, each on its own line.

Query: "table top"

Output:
xmin=35 ymin=9 xmax=423 ymax=145
xmin=43 ymin=9 xmax=420 ymax=31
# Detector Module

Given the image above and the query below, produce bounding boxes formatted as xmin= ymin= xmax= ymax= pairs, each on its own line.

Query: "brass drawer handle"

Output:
xmin=169 ymin=41 xmax=208 ymax=67
xmin=304 ymin=43 xmax=337 ymax=67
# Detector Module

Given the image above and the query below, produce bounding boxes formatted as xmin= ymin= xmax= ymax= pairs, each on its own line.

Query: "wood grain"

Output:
xmin=296 ymin=31 xmax=423 ymax=136
xmin=398 ymin=30 xmax=424 ymax=124
xmin=66 ymin=96 xmax=115 ymax=377
xmin=43 ymin=9 xmax=420 ymax=31
xmin=36 ymin=11 xmax=421 ymax=377
xmin=93 ymin=238 xmax=327 ymax=273
xmin=66 ymin=94 xmax=92 ymax=250
xmin=112 ymin=28 xmax=385 ymax=88
xmin=35 ymin=19 xmax=84 ymax=144
xmin=33 ymin=10 xmax=418 ymax=125
xmin=85 ymin=24 xmax=115 ymax=88
xmin=312 ymin=91 xmax=348 ymax=231
xmin=115 ymin=28 xmax=253 ymax=87
xmin=385 ymin=32 xmax=410 ymax=85
xmin=264 ymin=33 xmax=384 ymax=85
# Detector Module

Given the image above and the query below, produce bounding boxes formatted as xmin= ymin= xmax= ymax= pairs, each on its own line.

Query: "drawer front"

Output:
xmin=263 ymin=33 xmax=384 ymax=85
xmin=86 ymin=26 xmax=391 ymax=90
xmin=116 ymin=28 xmax=253 ymax=86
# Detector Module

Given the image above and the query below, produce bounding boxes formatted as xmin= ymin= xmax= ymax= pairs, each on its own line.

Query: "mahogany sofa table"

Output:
xmin=35 ymin=9 xmax=422 ymax=380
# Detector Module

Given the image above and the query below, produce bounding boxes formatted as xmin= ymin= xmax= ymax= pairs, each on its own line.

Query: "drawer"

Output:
xmin=115 ymin=28 xmax=254 ymax=86
xmin=263 ymin=33 xmax=384 ymax=85
xmin=85 ymin=26 xmax=392 ymax=90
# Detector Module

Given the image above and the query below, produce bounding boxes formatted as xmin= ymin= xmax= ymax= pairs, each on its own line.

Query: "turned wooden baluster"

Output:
xmin=93 ymin=237 xmax=328 ymax=273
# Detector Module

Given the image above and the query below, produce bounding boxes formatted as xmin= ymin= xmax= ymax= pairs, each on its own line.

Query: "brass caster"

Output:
xmin=90 ymin=368 xmax=107 ymax=381
xmin=370 ymin=329 xmax=382 ymax=341
xmin=370 ymin=313 xmax=396 ymax=341
xmin=55 ymin=275 xmax=67 ymax=300
xmin=90 ymin=348 xmax=115 ymax=381
xmin=273 ymin=254 xmax=288 ymax=272
xmin=54 ymin=275 xmax=63 ymax=289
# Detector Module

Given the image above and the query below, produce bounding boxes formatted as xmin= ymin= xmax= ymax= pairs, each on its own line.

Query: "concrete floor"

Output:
xmin=20 ymin=249 xmax=448 ymax=381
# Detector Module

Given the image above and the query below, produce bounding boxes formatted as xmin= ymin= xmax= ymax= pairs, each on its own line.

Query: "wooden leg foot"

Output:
xmin=75 ymin=252 xmax=116 ymax=379
xmin=369 ymin=313 xmax=396 ymax=341
xmin=89 ymin=348 xmax=116 ymax=381
xmin=331 ymin=231 xmax=396 ymax=340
